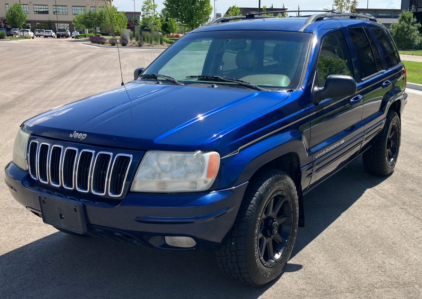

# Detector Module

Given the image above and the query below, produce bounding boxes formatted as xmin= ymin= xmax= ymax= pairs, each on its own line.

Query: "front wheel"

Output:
xmin=215 ymin=169 xmax=299 ymax=286
xmin=363 ymin=110 xmax=401 ymax=176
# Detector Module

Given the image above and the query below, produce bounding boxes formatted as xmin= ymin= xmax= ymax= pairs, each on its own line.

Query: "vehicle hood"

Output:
xmin=23 ymin=82 xmax=290 ymax=153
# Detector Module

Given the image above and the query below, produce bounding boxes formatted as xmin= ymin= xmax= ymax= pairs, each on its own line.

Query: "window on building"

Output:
xmin=316 ymin=31 xmax=354 ymax=87
xmin=25 ymin=23 xmax=31 ymax=29
xmin=372 ymin=28 xmax=400 ymax=69
xmin=54 ymin=5 xmax=68 ymax=15
xmin=34 ymin=5 xmax=49 ymax=14
xmin=91 ymin=7 xmax=96 ymax=12
xmin=56 ymin=23 xmax=69 ymax=30
xmin=21 ymin=4 xmax=29 ymax=14
xmin=72 ymin=6 xmax=86 ymax=15
xmin=5 ymin=4 xmax=9 ymax=12
xmin=348 ymin=28 xmax=378 ymax=79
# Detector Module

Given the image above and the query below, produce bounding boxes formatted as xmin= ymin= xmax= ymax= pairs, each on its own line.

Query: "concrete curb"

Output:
xmin=408 ymin=82 xmax=422 ymax=91
xmin=81 ymin=42 xmax=167 ymax=50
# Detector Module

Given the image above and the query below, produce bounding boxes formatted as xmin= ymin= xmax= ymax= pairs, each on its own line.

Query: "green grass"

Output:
xmin=399 ymin=50 xmax=422 ymax=56
xmin=403 ymin=61 xmax=422 ymax=84
xmin=8 ymin=37 xmax=27 ymax=40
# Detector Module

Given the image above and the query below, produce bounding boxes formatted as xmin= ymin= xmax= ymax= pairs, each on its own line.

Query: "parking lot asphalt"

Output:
xmin=0 ymin=39 xmax=421 ymax=299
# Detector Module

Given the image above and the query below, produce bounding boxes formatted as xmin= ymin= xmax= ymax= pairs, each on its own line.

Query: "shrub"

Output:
xmin=0 ymin=31 xmax=6 ymax=39
xmin=120 ymin=38 xmax=128 ymax=46
xmin=163 ymin=37 xmax=174 ymax=44
xmin=95 ymin=34 xmax=101 ymax=37
xmin=130 ymin=31 xmax=134 ymax=40
xmin=159 ymin=35 xmax=164 ymax=45
xmin=142 ymin=31 xmax=151 ymax=44
xmin=90 ymin=36 xmax=106 ymax=44
xmin=109 ymin=38 xmax=117 ymax=46
xmin=25 ymin=35 xmax=32 ymax=39
xmin=138 ymin=39 xmax=144 ymax=47
xmin=135 ymin=32 xmax=140 ymax=42
xmin=75 ymin=34 xmax=86 ymax=39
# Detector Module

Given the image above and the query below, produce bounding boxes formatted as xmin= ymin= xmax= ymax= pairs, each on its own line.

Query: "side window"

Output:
xmin=364 ymin=27 xmax=383 ymax=71
xmin=316 ymin=31 xmax=353 ymax=87
xmin=372 ymin=28 xmax=400 ymax=69
xmin=348 ymin=28 xmax=379 ymax=79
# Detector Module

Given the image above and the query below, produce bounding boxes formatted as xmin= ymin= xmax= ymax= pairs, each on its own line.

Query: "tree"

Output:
xmin=225 ymin=5 xmax=241 ymax=17
xmin=333 ymin=0 xmax=358 ymax=13
xmin=277 ymin=4 xmax=288 ymax=18
xmin=164 ymin=0 xmax=213 ymax=31
xmin=72 ymin=9 xmax=106 ymax=32
xmin=6 ymin=3 xmax=26 ymax=28
xmin=391 ymin=11 xmax=421 ymax=50
xmin=161 ymin=17 xmax=178 ymax=35
xmin=142 ymin=0 xmax=161 ymax=32
xmin=103 ymin=0 xmax=128 ymax=36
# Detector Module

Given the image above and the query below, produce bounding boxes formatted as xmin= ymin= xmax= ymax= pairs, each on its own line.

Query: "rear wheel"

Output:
xmin=215 ymin=169 xmax=299 ymax=286
xmin=363 ymin=110 xmax=401 ymax=176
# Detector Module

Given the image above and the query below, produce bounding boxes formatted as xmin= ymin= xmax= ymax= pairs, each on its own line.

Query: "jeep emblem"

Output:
xmin=69 ymin=131 xmax=87 ymax=140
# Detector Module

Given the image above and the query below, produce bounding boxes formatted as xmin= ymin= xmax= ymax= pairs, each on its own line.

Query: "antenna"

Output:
xmin=104 ymin=0 xmax=131 ymax=99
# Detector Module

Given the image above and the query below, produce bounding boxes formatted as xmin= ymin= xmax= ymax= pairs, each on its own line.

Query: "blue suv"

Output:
xmin=5 ymin=11 xmax=407 ymax=286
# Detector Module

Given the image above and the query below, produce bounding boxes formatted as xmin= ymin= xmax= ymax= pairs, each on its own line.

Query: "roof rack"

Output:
xmin=206 ymin=10 xmax=378 ymax=27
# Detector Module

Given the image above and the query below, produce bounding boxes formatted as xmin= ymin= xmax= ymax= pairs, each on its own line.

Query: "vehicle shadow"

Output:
xmin=0 ymin=157 xmax=388 ymax=298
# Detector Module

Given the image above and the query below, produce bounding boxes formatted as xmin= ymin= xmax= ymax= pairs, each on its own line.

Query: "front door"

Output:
xmin=308 ymin=29 xmax=364 ymax=188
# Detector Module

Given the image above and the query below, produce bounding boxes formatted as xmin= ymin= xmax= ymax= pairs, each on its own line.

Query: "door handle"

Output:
xmin=382 ymin=80 xmax=391 ymax=87
xmin=350 ymin=95 xmax=363 ymax=104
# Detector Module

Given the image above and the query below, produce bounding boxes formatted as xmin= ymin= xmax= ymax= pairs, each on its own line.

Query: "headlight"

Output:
xmin=13 ymin=129 xmax=30 ymax=171
xmin=131 ymin=151 xmax=220 ymax=193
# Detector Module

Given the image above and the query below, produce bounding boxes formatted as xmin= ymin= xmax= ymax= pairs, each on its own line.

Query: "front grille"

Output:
xmin=27 ymin=141 xmax=132 ymax=197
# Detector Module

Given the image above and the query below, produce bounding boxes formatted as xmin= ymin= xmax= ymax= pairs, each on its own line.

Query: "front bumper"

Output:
xmin=5 ymin=162 xmax=248 ymax=250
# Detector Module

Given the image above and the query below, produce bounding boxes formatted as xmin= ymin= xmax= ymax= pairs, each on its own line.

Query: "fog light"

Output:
xmin=165 ymin=236 xmax=196 ymax=248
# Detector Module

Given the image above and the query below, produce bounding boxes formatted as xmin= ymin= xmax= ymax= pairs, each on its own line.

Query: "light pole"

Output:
xmin=214 ymin=0 xmax=216 ymax=19
xmin=367 ymin=0 xmax=369 ymax=9
xmin=54 ymin=0 xmax=59 ymax=32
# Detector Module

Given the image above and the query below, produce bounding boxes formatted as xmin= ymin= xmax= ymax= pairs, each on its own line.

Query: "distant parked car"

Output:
xmin=44 ymin=30 xmax=56 ymax=38
xmin=19 ymin=29 xmax=34 ymax=39
xmin=71 ymin=30 xmax=79 ymax=38
xmin=56 ymin=28 xmax=70 ymax=38
xmin=35 ymin=29 xmax=45 ymax=37
xmin=11 ymin=28 xmax=19 ymax=37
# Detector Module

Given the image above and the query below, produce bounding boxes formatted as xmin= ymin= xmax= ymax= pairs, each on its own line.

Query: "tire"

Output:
xmin=363 ymin=110 xmax=401 ymax=176
xmin=215 ymin=169 xmax=299 ymax=286
xmin=54 ymin=226 xmax=89 ymax=237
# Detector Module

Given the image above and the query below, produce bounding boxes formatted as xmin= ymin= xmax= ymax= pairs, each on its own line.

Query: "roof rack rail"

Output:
xmin=207 ymin=10 xmax=378 ymax=27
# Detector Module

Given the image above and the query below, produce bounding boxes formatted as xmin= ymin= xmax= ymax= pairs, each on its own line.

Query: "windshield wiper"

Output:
xmin=140 ymin=74 xmax=184 ymax=86
xmin=186 ymin=75 xmax=268 ymax=91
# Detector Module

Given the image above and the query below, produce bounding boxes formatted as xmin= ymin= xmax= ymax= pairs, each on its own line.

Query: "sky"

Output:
xmin=113 ymin=0 xmax=402 ymax=17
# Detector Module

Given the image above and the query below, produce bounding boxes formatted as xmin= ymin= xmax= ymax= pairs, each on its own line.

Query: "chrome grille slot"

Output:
xmin=38 ymin=143 xmax=50 ymax=184
xmin=76 ymin=150 xmax=95 ymax=193
xmin=49 ymin=145 xmax=63 ymax=187
xmin=92 ymin=152 xmax=112 ymax=195
xmin=109 ymin=154 xmax=132 ymax=197
xmin=62 ymin=148 xmax=78 ymax=189
xmin=28 ymin=141 xmax=39 ymax=179
xmin=27 ymin=140 xmax=133 ymax=198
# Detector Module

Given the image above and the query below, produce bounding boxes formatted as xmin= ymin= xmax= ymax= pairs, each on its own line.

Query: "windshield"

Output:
xmin=144 ymin=30 xmax=311 ymax=90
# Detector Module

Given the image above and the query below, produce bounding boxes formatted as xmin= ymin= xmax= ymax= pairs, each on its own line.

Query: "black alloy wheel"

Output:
xmin=258 ymin=191 xmax=293 ymax=268
xmin=363 ymin=110 xmax=401 ymax=176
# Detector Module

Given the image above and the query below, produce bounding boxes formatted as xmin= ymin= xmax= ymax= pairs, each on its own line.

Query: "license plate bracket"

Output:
xmin=40 ymin=196 xmax=87 ymax=234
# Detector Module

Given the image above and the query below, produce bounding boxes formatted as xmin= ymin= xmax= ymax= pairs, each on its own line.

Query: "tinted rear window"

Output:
xmin=348 ymin=28 xmax=378 ymax=79
xmin=372 ymin=28 xmax=400 ymax=69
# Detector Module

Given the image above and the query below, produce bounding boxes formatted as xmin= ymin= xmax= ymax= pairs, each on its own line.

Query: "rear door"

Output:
xmin=308 ymin=29 xmax=364 ymax=187
xmin=360 ymin=27 xmax=404 ymax=148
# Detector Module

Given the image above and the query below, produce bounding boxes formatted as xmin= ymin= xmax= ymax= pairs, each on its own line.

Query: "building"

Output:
xmin=120 ymin=11 xmax=141 ymax=21
xmin=0 ymin=0 xmax=112 ymax=31
xmin=402 ymin=0 xmax=422 ymax=31
xmin=355 ymin=8 xmax=400 ymax=29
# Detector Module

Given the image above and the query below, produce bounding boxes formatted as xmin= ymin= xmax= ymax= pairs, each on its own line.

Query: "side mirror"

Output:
xmin=134 ymin=67 xmax=145 ymax=80
xmin=314 ymin=75 xmax=356 ymax=104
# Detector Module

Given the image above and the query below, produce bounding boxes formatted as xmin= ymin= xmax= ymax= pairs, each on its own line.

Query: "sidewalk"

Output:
xmin=400 ymin=54 xmax=422 ymax=62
